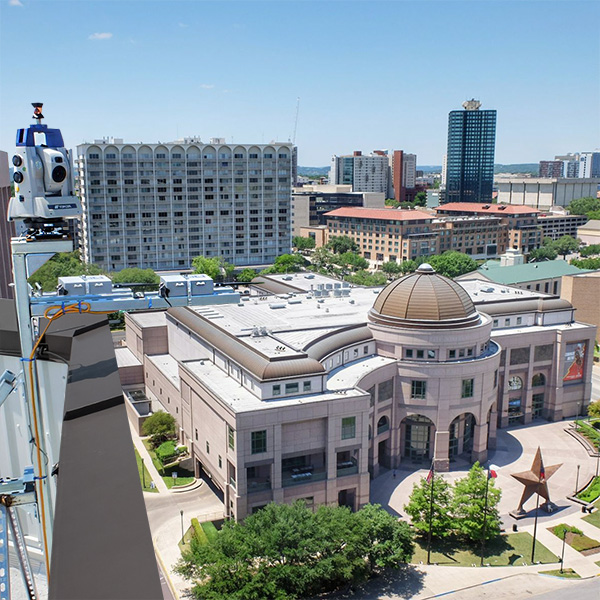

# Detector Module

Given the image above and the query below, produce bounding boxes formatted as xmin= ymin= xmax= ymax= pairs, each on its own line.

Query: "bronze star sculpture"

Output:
xmin=511 ymin=447 xmax=562 ymax=515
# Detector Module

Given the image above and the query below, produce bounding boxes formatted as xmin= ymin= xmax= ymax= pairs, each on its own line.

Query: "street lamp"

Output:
xmin=180 ymin=510 xmax=184 ymax=543
xmin=575 ymin=464 xmax=580 ymax=496
xmin=560 ymin=528 xmax=567 ymax=574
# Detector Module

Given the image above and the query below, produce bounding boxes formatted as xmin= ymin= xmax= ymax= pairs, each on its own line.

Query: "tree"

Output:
xmin=404 ymin=473 xmax=454 ymax=539
xmin=451 ymin=462 xmax=501 ymax=542
xmin=310 ymin=247 xmax=335 ymax=272
xmin=385 ymin=198 xmax=400 ymax=208
xmin=261 ymin=253 xmax=306 ymax=275
xmin=587 ymin=400 xmax=600 ymax=419
xmin=528 ymin=246 xmax=557 ymax=262
xmin=176 ymin=501 xmax=414 ymax=600
xmin=579 ymin=244 xmax=600 ymax=257
xmin=327 ymin=235 xmax=359 ymax=254
xmin=427 ymin=251 xmax=478 ymax=279
xmin=400 ymin=259 xmax=417 ymax=274
xmin=235 ymin=268 xmax=258 ymax=283
xmin=292 ymin=236 xmax=316 ymax=252
xmin=345 ymin=270 xmax=387 ymax=286
xmin=334 ymin=251 xmax=369 ymax=274
xmin=568 ymin=196 xmax=600 ymax=216
xmin=572 ymin=257 xmax=600 ymax=270
xmin=141 ymin=411 xmax=177 ymax=447
xmin=414 ymin=191 xmax=427 ymax=207
xmin=551 ymin=235 xmax=580 ymax=258
xmin=28 ymin=251 xmax=105 ymax=293
xmin=111 ymin=267 xmax=159 ymax=292
xmin=192 ymin=255 xmax=234 ymax=281
xmin=381 ymin=261 xmax=403 ymax=277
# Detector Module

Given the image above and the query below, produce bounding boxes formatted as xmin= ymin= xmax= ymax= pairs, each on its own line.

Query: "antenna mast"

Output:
xmin=292 ymin=97 xmax=300 ymax=144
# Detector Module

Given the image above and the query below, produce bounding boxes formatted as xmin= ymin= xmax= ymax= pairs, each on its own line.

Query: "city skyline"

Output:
xmin=1 ymin=1 xmax=598 ymax=167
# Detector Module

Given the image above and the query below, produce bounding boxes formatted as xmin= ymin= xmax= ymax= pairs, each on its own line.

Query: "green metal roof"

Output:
xmin=476 ymin=260 xmax=590 ymax=284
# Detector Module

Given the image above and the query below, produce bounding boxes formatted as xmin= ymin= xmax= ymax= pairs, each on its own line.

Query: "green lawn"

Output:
xmin=577 ymin=476 xmax=600 ymax=503
xmin=134 ymin=447 xmax=158 ymax=493
xmin=201 ymin=520 xmax=219 ymax=543
xmin=583 ymin=500 xmax=600 ymax=529
xmin=539 ymin=568 xmax=581 ymax=579
xmin=143 ymin=439 xmax=195 ymax=488
xmin=574 ymin=420 xmax=600 ymax=450
xmin=550 ymin=524 xmax=600 ymax=553
xmin=411 ymin=532 xmax=558 ymax=566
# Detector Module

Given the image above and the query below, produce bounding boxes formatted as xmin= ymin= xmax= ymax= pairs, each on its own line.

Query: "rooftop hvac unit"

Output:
xmin=269 ymin=303 xmax=287 ymax=309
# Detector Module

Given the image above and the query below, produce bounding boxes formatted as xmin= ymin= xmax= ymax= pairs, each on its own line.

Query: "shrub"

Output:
xmin=191 ymin=518 xmax=209 ymax=545
xmin=142 ymin=411 xmax=177 ymax=446
xmin=156 ymin=440 xmax=178 ymax=464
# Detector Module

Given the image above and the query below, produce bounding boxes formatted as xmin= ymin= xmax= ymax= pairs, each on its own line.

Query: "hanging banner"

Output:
xmin=563 ymin=342 xmax=586 ymax=382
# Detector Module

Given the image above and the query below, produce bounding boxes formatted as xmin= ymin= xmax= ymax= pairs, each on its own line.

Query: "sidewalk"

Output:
xmin=131 ymin=428 xmax=169 ymax=493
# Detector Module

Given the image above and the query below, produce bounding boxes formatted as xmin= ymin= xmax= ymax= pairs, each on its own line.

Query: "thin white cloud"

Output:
xmin=88 ymin=32 xmax=113 ymax=41
xmin=178 ymin=22 xmax=188 ymax=28
xmin=200 ymin=84 xmax=215 ymax=89
xmin=9 ymin=0 xmax=24 ymax=7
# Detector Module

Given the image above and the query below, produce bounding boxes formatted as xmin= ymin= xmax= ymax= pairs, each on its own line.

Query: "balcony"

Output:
xmin=246 ymin=464 xmax=271 ymax=493
xmin=281 ymin=451 xmax=326 ymax=488
xmin=336 ymin=449 xmax=359 ymax=477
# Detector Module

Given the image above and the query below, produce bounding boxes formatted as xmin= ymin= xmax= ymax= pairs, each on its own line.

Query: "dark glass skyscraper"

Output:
xmin=444 ymin=99 xmax=496 ymax=204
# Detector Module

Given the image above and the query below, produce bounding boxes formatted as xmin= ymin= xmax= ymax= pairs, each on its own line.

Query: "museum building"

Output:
xmin=117 ymin=266 xmax=596 ymax=519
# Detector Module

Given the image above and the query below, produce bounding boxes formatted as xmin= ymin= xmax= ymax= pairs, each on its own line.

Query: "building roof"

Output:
xmin=324 ymin=207 xmax=432 ymax=221
xmin=369 ymin=264 xmax=480 ymax=329
xmin=578 ymin=219 xmax=600 ymax=233
xmin=472 ymin=260 xmax=589 ymax=284
xmin=436 ymin=203 xmax=539 ymax=215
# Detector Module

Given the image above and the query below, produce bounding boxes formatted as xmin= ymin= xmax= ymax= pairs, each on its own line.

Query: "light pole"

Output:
xmin=575 ymin=464 xmax=580 ymax=496
xmin=596 ymin=453 xmax=599 ymax=479
xmin=560 ymin=528 xmax=567 ymax=573
xmin=180 ymin=510 xmax=184 ymax=543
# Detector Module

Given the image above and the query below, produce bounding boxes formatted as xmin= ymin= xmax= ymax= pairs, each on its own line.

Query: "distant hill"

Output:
xmin=298 ymin=166 xmax=329 ymax=177
xmin=494 ymin=163 xmax=538 ymax=175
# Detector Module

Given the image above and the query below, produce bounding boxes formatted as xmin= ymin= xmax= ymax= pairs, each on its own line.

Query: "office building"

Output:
xmin=323 ymin=206 xmax=508 ymax=262
xmin=291 ymin=185 xmax=385 ymax=235
xmin=539 ymin=161 xmax=564 ymax=178
xmin=444 ymin=99 xmax=497 ymax=204
xmin=579 ymin=152 xmax=600 ymax=179
xmin=119 ymin=269 xmax=595 ymax=519
xmin=330 ymin=151 xmax=389 ymax=194
xmin=435 ymin=203 xmax=542 ymax=253
xmin=0 ymin=151 xmax=15 ymax=299
xmin=391 ymin=151 xmax=417 ymax=203
xmin=496 ymin=177 xmax=600 ymax=210
xmin=76 ymin=138 xmax=296 ymax=271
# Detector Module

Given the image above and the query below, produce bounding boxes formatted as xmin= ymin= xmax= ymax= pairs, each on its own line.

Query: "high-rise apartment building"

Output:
xmin=330 ymin=151 xmax=389 ymax=194
xmin=76 ymin=138 xmax=296 ymax=271
xmin=539 ymin=160 xmax=564 ymax=178
xmin=444 ymin=99 xmax=496 ymax=204
xmin=391 ymin=151 xmax=417 ymax=203
xmin=579 ymin=152 xmax=600 ymax=178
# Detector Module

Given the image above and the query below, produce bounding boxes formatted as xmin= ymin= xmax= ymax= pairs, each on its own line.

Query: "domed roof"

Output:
xmin=368 ymin=264 xmax=480 ymax=329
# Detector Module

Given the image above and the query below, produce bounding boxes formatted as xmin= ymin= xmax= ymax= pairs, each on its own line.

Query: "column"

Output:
xmin=487 ymin=408 xmax=498 ymax=450
xmin=433 ymin=430 xmax=450 ymax=472
xmin=471 ymin=423 xmax=489 ymax=464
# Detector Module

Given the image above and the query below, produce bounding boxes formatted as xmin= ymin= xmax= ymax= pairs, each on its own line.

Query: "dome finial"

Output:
xmin=416 ymin=263 xmax=435 ymax=273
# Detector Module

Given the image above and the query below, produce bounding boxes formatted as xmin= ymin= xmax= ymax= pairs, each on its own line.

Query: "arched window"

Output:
xmin=377 ymin=416 xmax=390 ymax=435
xmin=508 ymin=376 xmax=523 ymax=391
xmin=532 ymin=373 xmax=546 ymax=387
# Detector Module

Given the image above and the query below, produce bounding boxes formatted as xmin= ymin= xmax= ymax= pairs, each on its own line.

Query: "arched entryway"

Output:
xmin=449 ymin=413 xmax=476 ymax=459
xmin=401 ymin=414 xmax=435 ymax=462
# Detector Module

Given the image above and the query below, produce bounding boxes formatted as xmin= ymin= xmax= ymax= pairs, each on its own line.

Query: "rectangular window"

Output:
xmin=228 ymin=425 xmax=235 ymax=450
xmin=218 ymin=455 xmax=222 ymax=469
xmin=272 ymin=384 xmax=281 ymax=396
xmin=378 ymin=379 xmax=393 ymax=402
xmin=206 ymin=441 xmax=210 ymax=454
xmin=341 ymin=417 xmax=356 ymax=440
xmin=303 ymin=381 xmax=312 ymax=392
xmin=405 ymin=349 xmax=413 ymax=358
xmin=285 ymin=382 xmax=299 ymax=394
xmin=534 ymin=344 xmax=553 ymax=362
xmin=510 ymin=347 xmax=529 ymax=365
xmin=516 ymin=317 xmax=522 ymax=325
xmin=195 ymin=429 xmax=198 ymax=441
xmin=416 ymin=349 xmax=424 ymax=359
xmin=461 ymin=378 xmax=474 ymax=398
xmin=251 ymin=430 xmax=267 ymax=454
xmin=411 ymin=380 xmax=427 ymax=399
xmin=448 ymin=349 xmax=456 ymax=359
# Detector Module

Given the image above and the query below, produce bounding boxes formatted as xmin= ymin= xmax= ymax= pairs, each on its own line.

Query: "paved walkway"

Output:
xmin=130 ymin=426 xmax=224 ymax=599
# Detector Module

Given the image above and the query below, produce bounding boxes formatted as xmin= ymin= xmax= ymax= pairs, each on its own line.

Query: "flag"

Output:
xmin=426 ymin=463 xmax=434 ymax=484
xmin=488 ymin=464 xmax=499 ymax=479
xmin=539 ymin=464 xmax=545 ymax=483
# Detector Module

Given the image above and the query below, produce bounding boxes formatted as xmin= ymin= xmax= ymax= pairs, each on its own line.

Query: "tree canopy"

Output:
xmin=528 ymin=246 xmax=558 ymax=262
xmin=261 ymin=254 xmax=307 ymax=275
xmin=111 ymin=268 xmax=159 ymax=291
xmin=344 ymin=270 xmax=387 ymax=286
xmin=141 ymin=411 xmax=177 ymax=447
xmin=571 ymin=257 xmax=600 ymax=270
xmin=568 ymin=196 xmax=600 ymax=216
xmin=587 ymin=400 xmax=600 ymax=419
xmin=192 ymin=255 xmax=234 ymax=281
xmin=426 ymin=251 xmax=478 ymax=279
xmin=327 ymin=235 xmax=359 ymax=254
xmin=28 ymin=251 xmax=105 ymax=292
xmin=414 ymin=191 xmax=427 ymax=207
xmin=580 ymin=244 xmax=600 ymax=257
xmin=551 ymin=235 xmax=580 ymax=258
xmin=403 ymin=473 xmax=454 ymax=538
xmin=235 ymin=268 xmax=258 ymax=283
xmin=176 ymin=501 xmax=414 ymax=600
xmin=292 ymin=236 xmax=316 ymax=251
xmin=381 ymin=261 xmax=403 ymax=276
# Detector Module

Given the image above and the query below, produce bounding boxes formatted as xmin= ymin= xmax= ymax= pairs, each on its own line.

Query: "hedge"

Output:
xmin=191 ymin=518 xmax=209 ymax=545
xmin=156 ymin=440 xmax=178 ymax=464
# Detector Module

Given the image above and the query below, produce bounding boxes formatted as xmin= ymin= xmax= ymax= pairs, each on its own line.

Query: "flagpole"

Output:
xmin=480 ymin=469 xmax=490 ymax=567
xmin=426 ymin=461 xmax=435 ymax=565
xmin=531 ymin=466 xmax=543 ymax=564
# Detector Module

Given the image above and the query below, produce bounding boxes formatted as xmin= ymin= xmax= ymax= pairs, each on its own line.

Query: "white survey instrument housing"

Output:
xmin=8 ymin=103 xmax=82 ymax=227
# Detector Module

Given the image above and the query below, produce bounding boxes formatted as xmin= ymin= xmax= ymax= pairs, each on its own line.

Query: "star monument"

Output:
xmin=510 ymin=447 xmax=562 ymax=515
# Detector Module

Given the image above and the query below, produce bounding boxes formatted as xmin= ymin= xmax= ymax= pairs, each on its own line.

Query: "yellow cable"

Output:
xmin=27 ymin=302 xmax=115 ymax=580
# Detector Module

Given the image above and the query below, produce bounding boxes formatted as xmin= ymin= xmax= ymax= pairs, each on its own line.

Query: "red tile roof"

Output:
xmin=324 ymin=207 xmax=433 ymax=221
xmin=436 ymin=203 xmax=539 ymax=215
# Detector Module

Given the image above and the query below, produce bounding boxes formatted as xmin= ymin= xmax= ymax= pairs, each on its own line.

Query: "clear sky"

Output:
xmin=1 ymin=0 xmax=598 ymax=167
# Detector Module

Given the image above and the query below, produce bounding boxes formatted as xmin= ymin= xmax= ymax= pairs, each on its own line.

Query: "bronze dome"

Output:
xmin=368 ymin=264 xmax=480 ymax=329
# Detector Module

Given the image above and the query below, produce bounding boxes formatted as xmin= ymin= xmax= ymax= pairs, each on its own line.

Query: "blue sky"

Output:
xmin=1 ymin=0 xmax=598 ymax=166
